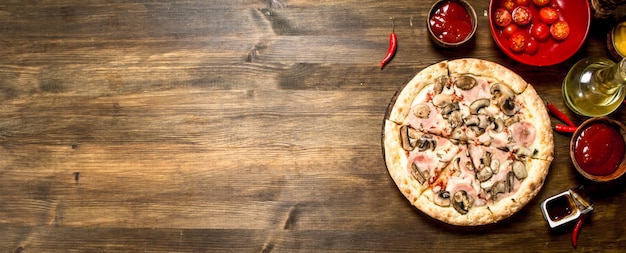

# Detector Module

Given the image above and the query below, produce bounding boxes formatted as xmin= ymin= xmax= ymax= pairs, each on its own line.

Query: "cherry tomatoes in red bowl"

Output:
xmin=489 ymin=0 xmax=590 ymax=66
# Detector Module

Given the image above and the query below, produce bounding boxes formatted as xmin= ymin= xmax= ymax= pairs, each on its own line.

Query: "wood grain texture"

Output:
xmin=0 ymin=0 xmax=625 ymax=252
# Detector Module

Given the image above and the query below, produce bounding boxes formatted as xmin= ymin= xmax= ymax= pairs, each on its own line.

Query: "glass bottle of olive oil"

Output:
xmin=562 ymin=57 xmax=626 ymax=117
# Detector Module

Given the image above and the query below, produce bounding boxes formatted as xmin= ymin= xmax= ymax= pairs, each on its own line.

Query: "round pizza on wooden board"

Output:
xmin=382 ymin=58 xmax=554 ymax=226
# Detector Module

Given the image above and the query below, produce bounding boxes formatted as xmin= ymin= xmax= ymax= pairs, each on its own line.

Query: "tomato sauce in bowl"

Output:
xmin=428 ymin=0 xmax=477 ymax=47
xmin=570 ymin=117 xmax=626 ymax=182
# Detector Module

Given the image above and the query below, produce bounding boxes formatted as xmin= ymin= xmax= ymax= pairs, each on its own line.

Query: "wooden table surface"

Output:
xmin=1 ymin=0 xmax=625 ymax=252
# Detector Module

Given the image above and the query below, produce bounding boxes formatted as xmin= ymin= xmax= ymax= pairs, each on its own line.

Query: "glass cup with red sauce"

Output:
xmin=427 ymin=0 xmax=478 ymax=47
xmin=570 ymin=117 xmax=626 ymax=182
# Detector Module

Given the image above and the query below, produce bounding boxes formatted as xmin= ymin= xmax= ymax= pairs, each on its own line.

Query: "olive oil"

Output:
xmin=562 ymin=57 xmax=626 ymax=117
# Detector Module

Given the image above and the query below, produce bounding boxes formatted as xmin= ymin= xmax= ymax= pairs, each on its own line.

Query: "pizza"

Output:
xmin=382 ymin=58 xmax=553 ymax=226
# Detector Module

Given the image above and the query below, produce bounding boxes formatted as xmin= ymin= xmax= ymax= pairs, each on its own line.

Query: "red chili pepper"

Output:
xmin=547 ymin=102 xmax=576 ymax=127
xmin=572 ymin=212 xmax=590 ymax=248
xmin=380 ymin=18 xmax=397 ymax=69
xmin=554 ymin=124 xmax=577 ymax=133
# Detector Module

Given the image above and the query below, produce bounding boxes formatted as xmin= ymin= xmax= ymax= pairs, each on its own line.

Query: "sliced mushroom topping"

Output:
xmin=451 ymin=157 xmax=462 ymax=176
xmin=490 ymin=83 xmax=520 ymax=116
xmin=434 ymin=75 xmax=449 ymax=94
xmin=400 ymin=125 xmax=420 ymax=151
xmin=434 ymin=190 xmax=452 ymax=207
xmin=416 ymin=138 xmax=430 ymax=151
xmin=491 ymin=181 xmax=507 ymax=201
xmin=464 ymin=160 xmax=475 ymax=172
xmin=441 ymin=101 xmax=460 ymax=118
xmin=465 ymin=116 xmax=488 ymax=136
xmin=505 ymin=115 xmax=520 ymax=126
xmin=476 ymin=166 xmax=493 ymax=182
xmin=452 ymin=190 xmax=473 ymax=214
xmin=497 ymin=146 xmax=510 ymax=153
xmin=500 ymin=96 xmax=520 ymax=116
xmin=480 ymin=151 xmax=493 ymax=169
xmin=432 ymin=93 xmax=452 ymax=108
xmin=481 ymin=116 xmax=494 ymax=129
xmin=481 ymin=140 xmax=492 ymax=146
xmin=506 ymin=171 xmax=516 ymax=193
xmin=480 ymin=180 xmax=493 ymax=191
xmin=490 ymin=159 xmax=500 ymax=174
xmin=469 ymin=98 xmax=490 ymax=115
xmin=493 ymin=118 xmax=505 ymax=133
xmin=400 ymin=125 xmax=413 ymax=151
xmin=464 ymin=115 xmax=480 ymax=127
xmin=454 ymin=75 xmax=478 ymax=90
xmin=490 ymin=83 xmax=515 ymax=102
xmin=410 ymin=163 xmax=428 ymax=184
xmin=471 ymin=126 xmax=486 ymax=137
xmin=465 ymin=115 xmax=489 ymax=136
xmin=514 ymin=146 xmax=538 ymax=158
xmin=464 ymin=114 xmax=491 ymax=136
xmin=450 ymin=127 xmax=468 ymax=144
xmin=512 ymin=160 xmax=528 ymax=179
xmin=423 ymin=170 xmax=430 ymax=183
xmin=413 ymin=103 xmax=431 ymax=118
xmin=448 ymin=110 xmax=464 ymax=129
xmin=416 ymin=134 xmax=436 ymax=152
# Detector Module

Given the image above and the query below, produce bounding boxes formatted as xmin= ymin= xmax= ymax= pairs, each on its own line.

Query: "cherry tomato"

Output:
xmin=524 ymin=38 xmax=539 ymax=55
xmin=512 ymin=6 xmax=532 ymax=26
xmin=550 ymin=20 xmax=570 ymax=40
xmin=494 ymin=8 xmax=512 ymax=27
xmin=539 ymin=7 xmax=559 ymax=24
xmin=531 ymin=22 xmax=550 ymax=41
xmin=509 ymin=31 xmax=527 ymax=53
xmin=502 ymin=23 xmax=519 ymax=38
xmin=516 ymin=0 xmax=530 ymax=6
xmin=501 ymin=0 xmax=516 ymax=11
xmin=532 ymin=0 xmax=551 ymax=6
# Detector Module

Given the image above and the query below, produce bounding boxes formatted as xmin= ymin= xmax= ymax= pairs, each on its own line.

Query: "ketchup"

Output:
xmin=574 ymin=122 xmax=625 ymax=176
xmin=429 ymin=1 xmax=473 ymax=43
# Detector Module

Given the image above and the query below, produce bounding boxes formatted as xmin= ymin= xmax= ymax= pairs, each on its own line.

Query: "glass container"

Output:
xmin=562 ymin=57 xmax=626 ymax=117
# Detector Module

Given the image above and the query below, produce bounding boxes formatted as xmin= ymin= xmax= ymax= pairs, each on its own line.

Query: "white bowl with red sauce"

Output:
xmin=427 ymin=0 xmax=477 ymax=48
xmin=570 ymin=117 xmax=626 ymax=182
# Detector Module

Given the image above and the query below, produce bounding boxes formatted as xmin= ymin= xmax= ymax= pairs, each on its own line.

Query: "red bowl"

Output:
xmin=489 ymin=0 xmax=590 ymax=66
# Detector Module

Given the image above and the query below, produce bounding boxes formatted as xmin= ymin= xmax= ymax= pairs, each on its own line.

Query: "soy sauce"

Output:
xmin=546 ymin=194 xmax=574 ymax=221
